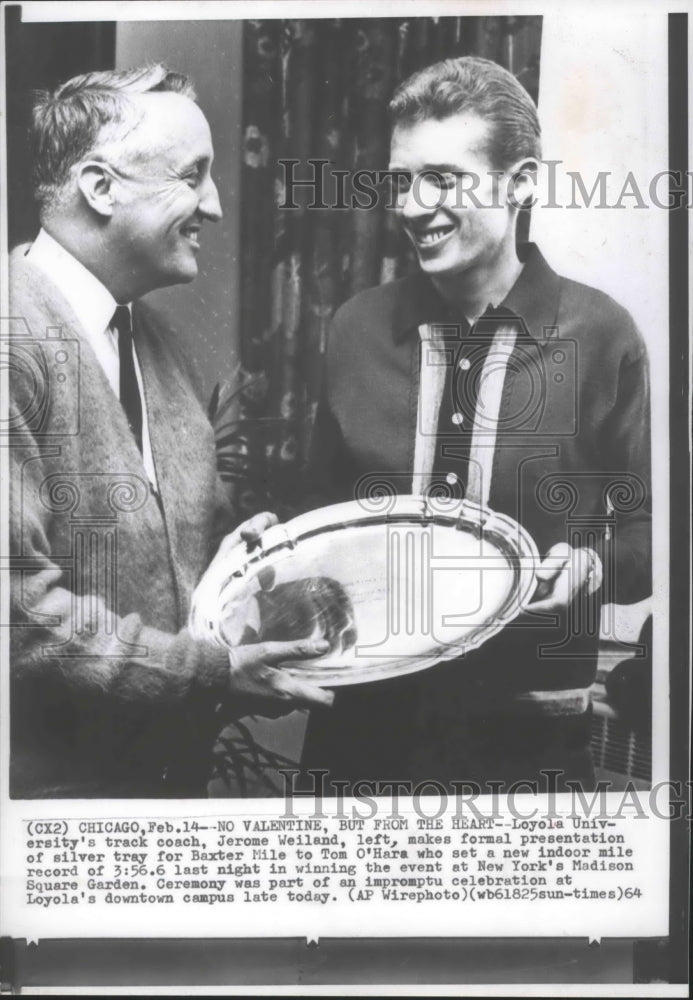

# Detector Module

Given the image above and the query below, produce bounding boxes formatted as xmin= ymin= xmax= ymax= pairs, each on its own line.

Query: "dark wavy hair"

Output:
xmin=389 ymin=56 xmax=541 ymax=169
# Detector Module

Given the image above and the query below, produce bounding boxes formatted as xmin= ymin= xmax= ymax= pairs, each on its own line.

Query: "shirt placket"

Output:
xmin=413 ymin=310 xmax=520 ymax=511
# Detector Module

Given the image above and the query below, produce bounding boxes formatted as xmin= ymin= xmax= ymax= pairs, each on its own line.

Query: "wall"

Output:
xmin=116 ymin=20 xmax=243 ymax=401
xmin=532 ymin=10 xmax=668 ymax=358
xmin=5 ymin=8 xmax=115 ymax=248
xmin=532 ymin=10 xmax=666 ymax=644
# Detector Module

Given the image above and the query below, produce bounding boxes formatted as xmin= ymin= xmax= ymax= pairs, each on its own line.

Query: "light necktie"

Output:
xmin=111 ymin=305 xmax=143 ymax=454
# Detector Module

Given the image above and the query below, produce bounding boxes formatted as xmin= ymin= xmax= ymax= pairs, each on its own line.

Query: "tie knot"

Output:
xmin=112 ymin=305 xmax=132 ymax=341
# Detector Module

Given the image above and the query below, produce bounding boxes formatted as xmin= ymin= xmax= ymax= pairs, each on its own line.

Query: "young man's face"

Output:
xmin=107 ymin=92 xmax=222 ymax=295
xmin=389 ymin=112 xmax=517 ymax=282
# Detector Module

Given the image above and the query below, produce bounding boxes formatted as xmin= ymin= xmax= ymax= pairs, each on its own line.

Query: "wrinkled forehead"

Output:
xmin=96 ymin=91 xmax=213 ymax=166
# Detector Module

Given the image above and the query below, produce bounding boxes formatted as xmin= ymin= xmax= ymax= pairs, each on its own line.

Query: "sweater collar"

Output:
xmin=25 ymin=229 xmax=122 ymax=340
xmin=392 ymin=243 xmax=561 ymax=347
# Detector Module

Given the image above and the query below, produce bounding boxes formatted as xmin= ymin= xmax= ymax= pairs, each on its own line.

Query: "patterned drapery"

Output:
xmin=216 ymin=16 xmax=542 ymax=521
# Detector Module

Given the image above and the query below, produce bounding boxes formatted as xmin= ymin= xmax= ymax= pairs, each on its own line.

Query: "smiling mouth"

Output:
xmin=181 ymin=224 xmax=201 ymax=248
xmin=410 ymin=225 xmax=455 ymax=248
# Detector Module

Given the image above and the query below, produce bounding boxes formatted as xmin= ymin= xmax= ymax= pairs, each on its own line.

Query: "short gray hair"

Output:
xmin=31 ymin=64 xmax=197 ymax=213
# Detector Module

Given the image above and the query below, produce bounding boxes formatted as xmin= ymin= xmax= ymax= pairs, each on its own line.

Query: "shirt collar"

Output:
xmin=25 ymin=229 xmax=124 ymax=338
xmin=392 ymin=243 xmax=561 ymax=347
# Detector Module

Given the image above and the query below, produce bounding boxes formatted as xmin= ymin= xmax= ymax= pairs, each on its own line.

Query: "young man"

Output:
xmin=301 ymin=56 xmax=651 ymax=793
xmin=8 ymin=65 xmax=331 ymax=798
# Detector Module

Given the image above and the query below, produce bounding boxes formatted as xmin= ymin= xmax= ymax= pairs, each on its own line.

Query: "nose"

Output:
xmin=199 ymin=175 xmax=223 ymax=222
xmin=399 ymin=174 xmax=443 ymax=223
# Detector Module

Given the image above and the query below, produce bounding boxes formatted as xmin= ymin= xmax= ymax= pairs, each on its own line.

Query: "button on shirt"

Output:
xmin=26 ymin=229 xmax=159 ymax=490
xmin=413 ymin=307 xmax=513 ymax=507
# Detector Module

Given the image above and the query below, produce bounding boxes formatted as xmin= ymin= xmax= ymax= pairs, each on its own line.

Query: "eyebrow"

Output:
xmin=181 ymin=155 xmax=212 ymax=172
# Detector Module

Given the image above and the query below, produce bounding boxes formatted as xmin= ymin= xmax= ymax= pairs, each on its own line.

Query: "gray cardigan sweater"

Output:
xmin=9 ymin=246 xmax=234 ymax=798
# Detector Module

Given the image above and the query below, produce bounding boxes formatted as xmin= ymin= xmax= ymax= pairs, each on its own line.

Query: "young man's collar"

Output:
xmin=392 ymin=243 xmax=562 ymax=346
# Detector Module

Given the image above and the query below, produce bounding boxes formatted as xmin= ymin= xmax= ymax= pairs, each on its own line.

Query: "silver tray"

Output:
xmin=189 ymin=495 xmax=539 ymax=686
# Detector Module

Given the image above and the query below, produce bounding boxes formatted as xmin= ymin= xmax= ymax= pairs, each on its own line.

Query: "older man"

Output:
xmin=301 ymin=56 xmax=651 ymax=793
xmin=8 ymin=65 xmax=331 ymax=799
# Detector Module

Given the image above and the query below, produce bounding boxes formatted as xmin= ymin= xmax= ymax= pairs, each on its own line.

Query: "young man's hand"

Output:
xmin=528 ymin=542 xmax=602 ymax=613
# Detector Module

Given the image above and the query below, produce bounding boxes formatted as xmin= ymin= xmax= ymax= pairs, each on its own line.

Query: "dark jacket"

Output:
xmin=301 ymin=245 xmax=651 ymax=790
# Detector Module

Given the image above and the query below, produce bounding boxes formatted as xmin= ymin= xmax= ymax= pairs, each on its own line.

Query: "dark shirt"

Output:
xmin=301 ymin=244 xmax=651 ymax=790
xmin=308 ymin=244 xmax=650 ymax=603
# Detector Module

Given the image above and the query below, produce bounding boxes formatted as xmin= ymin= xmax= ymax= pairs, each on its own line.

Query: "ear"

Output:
xmin=76 ymin=161 xmax=115 ymax=218
xmin=505 ymin=157 xmax=539 ymax=211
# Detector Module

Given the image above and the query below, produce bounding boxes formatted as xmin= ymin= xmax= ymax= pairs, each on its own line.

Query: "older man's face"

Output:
xmin=106 ymin=92 xmax=222 ymax=295
xmin=389 ymin=112 xmax=516 ymax=284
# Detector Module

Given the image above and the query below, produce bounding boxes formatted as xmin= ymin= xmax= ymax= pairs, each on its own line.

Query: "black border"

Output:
xmin=661 ymin=8 xmax=691 ymax=986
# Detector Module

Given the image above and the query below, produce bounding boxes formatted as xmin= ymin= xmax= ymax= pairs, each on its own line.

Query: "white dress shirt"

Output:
xmin=26 ymin=229 xmax=159 ymax=490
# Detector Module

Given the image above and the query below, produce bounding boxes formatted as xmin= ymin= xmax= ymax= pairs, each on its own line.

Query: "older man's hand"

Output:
xmin=226 ymin=637 xmax=334 ymax=716
xmin=201 ymin=512 xmax=335 ymax=716
xmin=214 ymin=510 xmax=279 ymax=559
xmin=226 ymin=515 xmax=339 ymax=714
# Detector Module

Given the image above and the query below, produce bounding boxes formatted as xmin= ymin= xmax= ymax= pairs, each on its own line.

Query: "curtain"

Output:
xmin=211 ymin=15 xmax=542 ymax=796
xmin=215 ymin=15 xmax=542 ymax=523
